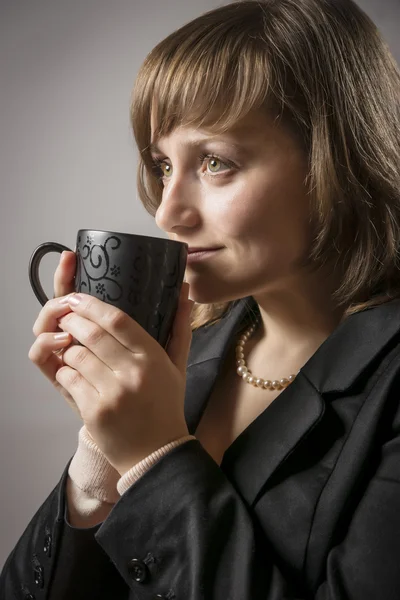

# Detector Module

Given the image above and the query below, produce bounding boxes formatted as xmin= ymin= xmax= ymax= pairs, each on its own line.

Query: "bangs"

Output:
xmin=130 ymin=20 xmax=279 ymax=155
xmin=150 ymin=42 xmax=273 ymax=139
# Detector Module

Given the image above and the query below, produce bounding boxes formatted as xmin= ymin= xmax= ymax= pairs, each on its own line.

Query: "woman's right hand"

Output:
xmin=28 ymin=251 xmax=82 ymax=416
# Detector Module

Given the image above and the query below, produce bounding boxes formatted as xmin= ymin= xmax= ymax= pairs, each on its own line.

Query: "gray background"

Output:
xmin=0 ymin=0 xmax=398 ymax=569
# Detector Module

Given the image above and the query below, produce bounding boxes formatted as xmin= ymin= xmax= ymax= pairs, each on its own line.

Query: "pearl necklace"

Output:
xmin=236 ymin=316 xmax=298 ymax=390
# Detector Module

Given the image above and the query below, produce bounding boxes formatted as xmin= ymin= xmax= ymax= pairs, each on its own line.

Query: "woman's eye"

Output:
xmin=152 ymin=154 xmax=232 ymax=180
xmin=160 ymin=163 xmax=172 ymax=178
xmin=207 ymin=157 xmax=224 ymax=173
xmin=199 ymin=154 xmax=232 ymax=175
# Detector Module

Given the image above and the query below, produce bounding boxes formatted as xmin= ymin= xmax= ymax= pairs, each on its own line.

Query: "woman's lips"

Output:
xmin=186 ymin=248 xmax=223 ymax=264
xmin=188 ymin=247 xmax=222 ymax=253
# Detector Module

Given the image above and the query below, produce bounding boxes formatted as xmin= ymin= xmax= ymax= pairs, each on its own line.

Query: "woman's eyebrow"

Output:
xmin=149 ymin=138 xmax=245 ymax=156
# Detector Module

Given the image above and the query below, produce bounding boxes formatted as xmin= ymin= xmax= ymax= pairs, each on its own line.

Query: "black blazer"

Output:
xmin=2 ymin=296 xmax=400 ymax=599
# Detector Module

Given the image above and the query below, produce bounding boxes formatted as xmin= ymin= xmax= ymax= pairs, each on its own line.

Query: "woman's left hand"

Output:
xmin=55 ymin=284 xmax=194 ymax=476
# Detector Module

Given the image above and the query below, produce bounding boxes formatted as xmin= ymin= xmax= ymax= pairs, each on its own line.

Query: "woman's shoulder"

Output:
xmin=301 ymin=298 xmax=400 ymax=396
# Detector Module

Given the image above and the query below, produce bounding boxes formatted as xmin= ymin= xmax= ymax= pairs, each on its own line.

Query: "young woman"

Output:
xmin=2 ymin=0 xmax=400 ymax=598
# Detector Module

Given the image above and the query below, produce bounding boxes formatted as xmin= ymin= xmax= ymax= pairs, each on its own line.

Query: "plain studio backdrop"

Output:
xmin=0 ymin=0 xmax=398 ymax=569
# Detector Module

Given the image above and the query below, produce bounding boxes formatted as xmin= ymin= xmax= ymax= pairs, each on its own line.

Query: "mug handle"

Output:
xmin=29 ymin=242 xmax=73 ymax=306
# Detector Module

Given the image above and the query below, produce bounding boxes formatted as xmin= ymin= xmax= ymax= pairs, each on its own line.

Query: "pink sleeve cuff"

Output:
xmin=68 ymin=426 xmax=121 ymax=504
xmin=68 ymin=425 xmax=197 ymax=500
xmin=116 ymin=435 xmax=197 ymax=495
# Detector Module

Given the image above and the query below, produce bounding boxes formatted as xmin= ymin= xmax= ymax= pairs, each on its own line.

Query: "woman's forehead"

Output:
xmin=150 ymin=109 xmax=278 ymax=145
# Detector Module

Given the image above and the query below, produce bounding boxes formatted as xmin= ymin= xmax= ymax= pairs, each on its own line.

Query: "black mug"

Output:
xmin=28 ymin=229 xmax=188 ymax=349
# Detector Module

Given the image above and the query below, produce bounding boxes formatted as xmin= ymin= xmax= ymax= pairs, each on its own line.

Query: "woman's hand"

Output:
xmin=28 ymin=251 xmax=80 ymax=416
xmin=53 ymin=285 xmax=194 ymax=476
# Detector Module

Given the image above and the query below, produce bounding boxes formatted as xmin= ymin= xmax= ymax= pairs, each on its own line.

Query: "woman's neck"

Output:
xmin=249 ymin=270 xmax=346 ymax=367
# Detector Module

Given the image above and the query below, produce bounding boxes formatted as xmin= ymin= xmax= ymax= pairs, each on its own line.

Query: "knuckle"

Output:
xmin=105 ymin=309 xmax=126 ymax=330
xmin=32 ymin=311 xmax=47 ymax=337
xmin=85 ymin=294 xmax=93 ymax=306
xmin=28 ymin=345 xmax=37 ymax=363
xmin=68 ymin=371 xmax=80 ymax=387
xmin=28 ymin=335 xmax=46 ymax=364
xmin=32 ymin=321 xmax=39 ymax=337
xmin=59 ymin=311 xmax=73 ymax=325
xmin=32 ymin=298 xmax=61 ymax=337
xmin=128 ymin=363 xmax=147 ymax=389
xmin=51 ymin=296 xmax=69 ymax=311
xmin=71 ymin=346 xmax=88 ymax=365
xmin=83 ymin=325 xmax=104 ymax=346
xmin=46 ymin=298 xmax=59 ymax=314
xmin=50 ymin=296 xmax=61 ymax=308
xmin=84 ymin=296 xmax=95 ymax=313
xmin=61 ymin=367 xmax=80 ymax=387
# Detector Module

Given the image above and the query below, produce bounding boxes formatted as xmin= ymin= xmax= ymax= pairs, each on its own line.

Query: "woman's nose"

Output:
xmin=155 ymin=179 xmax=199 ymax=233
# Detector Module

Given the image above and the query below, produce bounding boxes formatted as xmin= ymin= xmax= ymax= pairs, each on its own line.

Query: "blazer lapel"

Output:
xmin=220 ymin=375 xmax=324 ymax=506
xmin=183 ymin=296 xmax=400 ymax=507
xmin=184 ymin=296 xmax=256 ymax=433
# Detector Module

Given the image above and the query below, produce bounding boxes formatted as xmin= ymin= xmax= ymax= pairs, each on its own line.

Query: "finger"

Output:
xmin=53 ymin=251 xmax=77 ymax=299
xmin=28 ymin=331 xmax=73 ymax=375
xmin=57 ymin=310 xmax=133 ymax=375
xmin=60 ymin=293 xmax=157 ymax=359
xmin=32 ymin=297 xmax=76 ymax=338
xmin=61 ymin=341 xmax=116 ymax=393
xmin=55 ymin=363 xmax=99 ymax=418
xmin=28 ymin=332 xmax=82 ymax=417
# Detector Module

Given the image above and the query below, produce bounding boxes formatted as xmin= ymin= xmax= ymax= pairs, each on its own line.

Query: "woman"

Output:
xmin=2 ymin=0 xmax=400 ymax=598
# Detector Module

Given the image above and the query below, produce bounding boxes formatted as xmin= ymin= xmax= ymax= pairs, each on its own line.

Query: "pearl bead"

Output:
xmin=235 ymin=317 xmax=297 ymax=391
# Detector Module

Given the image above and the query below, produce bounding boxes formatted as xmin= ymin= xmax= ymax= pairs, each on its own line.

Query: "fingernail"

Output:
xmin=67 ymin=293 xmax=83 ymax=306
xmin=59 ymin=294 xmax=74 ymax=304
xmin=53 ymin=332 xmax=70 ymax=341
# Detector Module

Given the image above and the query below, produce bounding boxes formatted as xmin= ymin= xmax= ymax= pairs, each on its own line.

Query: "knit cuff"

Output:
xmin=117 ymin=435 xmax=196 ymax=496
xmin=68 ymin=426 xmax=121 ymax=504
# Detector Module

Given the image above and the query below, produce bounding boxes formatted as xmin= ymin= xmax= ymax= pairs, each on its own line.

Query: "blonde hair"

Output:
xmin=130 ymin=0 xmax=400 ymax=331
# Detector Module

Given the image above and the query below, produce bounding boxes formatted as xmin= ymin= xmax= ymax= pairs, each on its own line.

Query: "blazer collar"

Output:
xmin=184 ymin=296 xmax=400 ymax=505
xmin=301 ymin=297 xmax=400 ymax=393
xmin=187 ymin=296 xmax=400 ymax=393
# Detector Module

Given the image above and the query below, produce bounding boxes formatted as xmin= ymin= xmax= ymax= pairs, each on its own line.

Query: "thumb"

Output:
xmin=166 ymin=283 xmax=194 ymax=374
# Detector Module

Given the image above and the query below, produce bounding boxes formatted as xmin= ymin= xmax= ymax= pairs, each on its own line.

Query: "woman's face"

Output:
xmin=151 ymin=110 xmax=313 ymax=304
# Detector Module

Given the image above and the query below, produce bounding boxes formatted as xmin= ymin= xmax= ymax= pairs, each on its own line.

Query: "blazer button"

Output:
xmin=43 ymin=533 xmax=52 ymax=557
xmin=21 ymin=585 xmax=36 ymax=599
xmin=33 ymin=564 xmax=44 ymax=588
xmin=127 ymin=558 xmax=149 ymax=583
